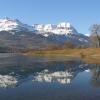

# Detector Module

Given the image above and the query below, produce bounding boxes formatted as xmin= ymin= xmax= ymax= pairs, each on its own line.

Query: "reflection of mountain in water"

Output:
xmin=0 ymin=54 xmax=99 ymax=88
xmin=33 ymin=64 xmax=90 ymax=84
xmin=33 ymin=70 xmax=74 ymax=84
xmin=0 ymin=75 xmax=17 ymax=88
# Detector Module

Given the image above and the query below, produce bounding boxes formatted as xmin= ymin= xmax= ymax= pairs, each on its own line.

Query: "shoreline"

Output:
xmin=24 ymin=48 xmax=100 ymax=57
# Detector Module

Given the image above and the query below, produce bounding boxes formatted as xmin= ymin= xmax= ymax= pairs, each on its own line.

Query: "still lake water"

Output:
xmin=0 ymin=53 xmax=100 ymax=100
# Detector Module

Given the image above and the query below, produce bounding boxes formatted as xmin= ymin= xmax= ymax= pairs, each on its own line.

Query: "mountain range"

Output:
xmin=0 ymin=17 xmax=90 ymax=51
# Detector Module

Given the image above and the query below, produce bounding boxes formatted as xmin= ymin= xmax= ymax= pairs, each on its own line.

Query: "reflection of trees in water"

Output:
xmin=91 ymin=64 xmax=100 ymax=88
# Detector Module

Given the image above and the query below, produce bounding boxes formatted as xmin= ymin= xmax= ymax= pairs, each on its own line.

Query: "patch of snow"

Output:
xmin=33 ymin=22 xmax=78 ymax=36
xmin=0 ymin=17 xmax=34 ymax=32
xmin=84 ymin=33 xmax=90 ymax=37
xmin=44 ymin=34 xmax=49 ymax=37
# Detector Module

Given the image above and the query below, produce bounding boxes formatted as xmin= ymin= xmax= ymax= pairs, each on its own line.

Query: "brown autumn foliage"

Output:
xmin=46 ymin=44 xmax=63 ymax=50
xmin=63 ymin=41 xmax=75 ymax=49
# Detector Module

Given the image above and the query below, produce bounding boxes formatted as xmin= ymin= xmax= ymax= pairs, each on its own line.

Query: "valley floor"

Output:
xmin=24 ymin=48 xmax=100 ymax=57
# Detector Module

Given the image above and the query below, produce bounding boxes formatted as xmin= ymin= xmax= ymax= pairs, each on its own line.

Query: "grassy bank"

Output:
xmin=24 ymin=48 xmax=100 ymax=58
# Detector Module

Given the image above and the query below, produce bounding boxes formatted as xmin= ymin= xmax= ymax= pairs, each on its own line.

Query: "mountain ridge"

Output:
xmin=0 ymin=17 xmax=90 ymax=51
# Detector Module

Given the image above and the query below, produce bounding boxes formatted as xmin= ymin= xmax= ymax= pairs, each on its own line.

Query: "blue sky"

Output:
xmin=0 ymin=0 xmax=100 ymax=34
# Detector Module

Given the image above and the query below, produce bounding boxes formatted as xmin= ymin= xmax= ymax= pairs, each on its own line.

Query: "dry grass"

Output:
xmin=24 ymin=48 xmax=100 ymax=58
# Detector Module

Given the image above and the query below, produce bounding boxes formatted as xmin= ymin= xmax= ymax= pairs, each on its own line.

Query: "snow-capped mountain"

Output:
xmin=33 ymin=22 xmax=89 ymax=46
xmin=0 ymin=17 xmax=90 ymax=50
xmin=33 ymin=22 xmax=78 ymax=37
xmin=0 ymin=17 xmax=34 ymax=33
xmin=0 ymin=18 xmax=51 ymax=50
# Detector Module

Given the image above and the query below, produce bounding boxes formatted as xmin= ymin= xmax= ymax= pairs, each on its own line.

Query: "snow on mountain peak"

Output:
xmin=57 ymin=22 xmax=71 ymax=28
xmin=33 ymin=22 xmax=78 ymax=36
xmin=0 ymin=18 xmax=79 ymax=36
xmin=0 ymin=17 xmax=34 ymax=32
xmin=44 ymin=24 xmax=56 ymax=32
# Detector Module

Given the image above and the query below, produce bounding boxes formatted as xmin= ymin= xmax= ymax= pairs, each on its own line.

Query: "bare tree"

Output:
xmin=90 ymin=24 xmax=100 ymax=47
